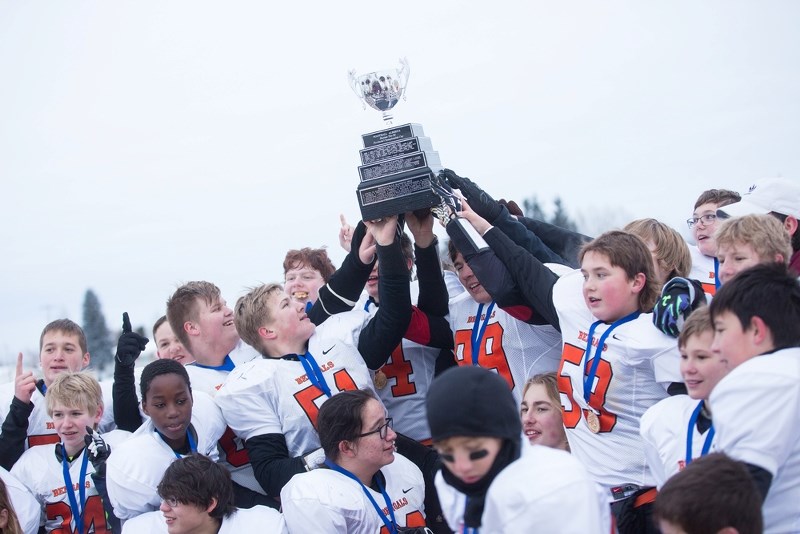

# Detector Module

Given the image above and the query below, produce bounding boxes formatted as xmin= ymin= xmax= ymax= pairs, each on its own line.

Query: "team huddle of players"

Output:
xmin=0 ymin=172 xmax=798 ymax=534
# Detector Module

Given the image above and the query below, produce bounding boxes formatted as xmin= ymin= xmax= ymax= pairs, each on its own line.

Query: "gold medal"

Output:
xmin=374 ymin=370 xmax=388 ymax=389
xmin=585 ymin=410 xmax=601 ymax=434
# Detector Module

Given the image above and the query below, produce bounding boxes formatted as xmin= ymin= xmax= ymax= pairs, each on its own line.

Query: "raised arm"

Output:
xmin=309 ymin=220 xmax=376 ymax=325
xmin=357 ymin=216 xmax=413 ymax=369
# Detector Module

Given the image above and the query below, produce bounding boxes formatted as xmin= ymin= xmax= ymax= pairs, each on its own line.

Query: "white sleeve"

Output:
xmin=106 ymin=439 xmax=163 ymax=520
xmin=120 ymin=511 xmax=166 ymax=533
xmin=215 ymin=365 xmax=283 ymax=441
xmin=711 ymin=362 xmax=800 ymax=475
xmin=482 ymin=449 xmax=607 ymax=534
xmin=651 ymin=343 xmax=682 ymax=388
xmin=280 ymin=477 xmax=349 ymax=533
xmin=639 ymin=402 xmax=670 ymax=489
xmin=192 ymin=391 xmax=226 ymax=461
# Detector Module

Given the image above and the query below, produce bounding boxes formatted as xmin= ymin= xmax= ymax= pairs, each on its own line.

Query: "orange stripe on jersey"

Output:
xmin=701 ymin=281 xmax=717 ymax=296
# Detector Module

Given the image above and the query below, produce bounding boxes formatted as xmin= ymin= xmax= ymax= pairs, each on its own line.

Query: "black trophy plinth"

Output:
xmin=356 ymin=123 xmax=442 ymax=221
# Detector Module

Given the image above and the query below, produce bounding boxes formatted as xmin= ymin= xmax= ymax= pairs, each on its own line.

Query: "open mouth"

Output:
xmin=292 ymin=291 xmax=309 ymax=300
xmin=223 ymin=320 xmax=234 ymax=327
xmin=524 ymin=429 xmax=541 ymax=438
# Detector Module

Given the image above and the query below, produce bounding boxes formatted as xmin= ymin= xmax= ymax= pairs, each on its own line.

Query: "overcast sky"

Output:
xmin=1 ymin=1 xmax=798 ymax=366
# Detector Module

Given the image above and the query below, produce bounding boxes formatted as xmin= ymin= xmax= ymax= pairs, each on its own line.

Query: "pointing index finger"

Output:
xmin=16 ymin=352 xmax=23 ymax=377
xmin=122 ymin=312 xmax=132 ymax=334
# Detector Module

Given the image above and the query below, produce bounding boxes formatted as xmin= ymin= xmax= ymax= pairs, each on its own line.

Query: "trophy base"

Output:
xmin=357 ymin=169 xmax=441 ymax=221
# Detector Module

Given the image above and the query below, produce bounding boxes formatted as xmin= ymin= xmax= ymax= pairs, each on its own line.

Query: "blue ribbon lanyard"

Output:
xmin=298 ymin=351 xmax=332 ymax=398
xmin=685 ymin=401 xmax=715 ymax=466
xmin=470 ymin=301 xmax=496 ymax=367
xmin=191 ymin=355 xmax=236 ymax=372
xmin=582 ymin=311 xmax=640 ymax=402
xmin=156 ymin=428 xmax=198 ymax=459
xmin=324 ymin=460 xmax=398 ymax=534
xmin=305 ymin=301 xmax=313 ymax=314
xmin=713 ymin=258 xmax=721 ymax=289
xmin=61 ymin=445 xmax=89 ymax=534
xmin=364 ymin=297 xmax=376 ymax=312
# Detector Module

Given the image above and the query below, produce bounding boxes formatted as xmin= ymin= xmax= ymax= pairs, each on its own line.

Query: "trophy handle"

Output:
xmin=347 ymin=69 xmax=367 ymax=110
xmin=397 ymin=57 xmax=410 ymax=100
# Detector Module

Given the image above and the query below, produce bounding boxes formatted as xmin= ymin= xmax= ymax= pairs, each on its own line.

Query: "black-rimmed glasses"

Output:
xmin=686 ymin=213 xmax=717 ymax=228
xmin=356 ymin=417 xmax=393 ymax=440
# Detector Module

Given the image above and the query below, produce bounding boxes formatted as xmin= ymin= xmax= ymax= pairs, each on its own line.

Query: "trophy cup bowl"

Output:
xmin=348 ymin=58 xmax=410 ymax=125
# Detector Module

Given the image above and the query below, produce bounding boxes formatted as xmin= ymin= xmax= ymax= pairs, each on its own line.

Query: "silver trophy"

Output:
xmin=348 ymin=59 xmax=442 ymax=220
xmin=348 ymin=58 xmax=410 ymax=125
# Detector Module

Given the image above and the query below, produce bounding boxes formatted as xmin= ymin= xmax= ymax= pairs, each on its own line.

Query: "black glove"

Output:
xmin=430 ymin=172 xmax=462 ymax=226
xmin=652 ymin=277 xmax=706 ymax=338
xmin=115 ymin=312 xmax=149 ymax=366
xmin=441 ymin=168 xmax=502 ymax=222
xmin=84 ymin=426 xmax=111 ymax=478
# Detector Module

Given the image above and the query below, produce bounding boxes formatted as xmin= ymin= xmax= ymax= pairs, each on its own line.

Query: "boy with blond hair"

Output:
xmin=215 ymin=217 xmax=412 ymax=500
xmin=640 ymin=307 xmax=730 ymax=487
xmin=715 ymin=213 xmax=792 ymax=285
xmin=0 ymin=319 xmax=115 ymax=469
xmin=12 ymin=372 xmax=128 ymax=533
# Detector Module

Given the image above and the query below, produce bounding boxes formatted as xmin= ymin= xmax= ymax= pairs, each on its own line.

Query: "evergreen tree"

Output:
xmin=82 ymin=289 xmax=114 ymax=373
xmin=522 ymin=196 xmax=547 ymax=221
xmin=550 ymin=197 xmax=578 ymax=232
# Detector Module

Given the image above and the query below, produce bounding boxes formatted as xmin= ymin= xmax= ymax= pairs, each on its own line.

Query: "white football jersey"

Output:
xmin=11 ymin=430 xmax=130 ymax=534
xmin=359 ymin=295 xmax=439 ymax=443
xmin=688 ymin=245 xmax=718 ymax=297
xmin=281 ymin=453 xmax=426 ymax=533
xmin=709 ymin=347 xmax=800 ymax=533
xmin=106 ymin=391 xmax=225 ymax=520
xmin=121 ymin=506 xmax=288 ymax=533
xmin=447 ymin=292 xmax=562 ymax=405
xmin=0 ymin=379 xmax=116 ymax=452
xmin=184 ymin=363 xmax=265 ymax=496
xmin=553 ymin=269 xmax=681 ymax=499
xmin=639 ymin=395 xmax=716 ymax=488
xmin=215 ymin=311 xmax=380 ymax=459
xmin=482 ymin=443 xmax=609 ymax=534
xmin=2 ymin=466 xmax=49 ymax=534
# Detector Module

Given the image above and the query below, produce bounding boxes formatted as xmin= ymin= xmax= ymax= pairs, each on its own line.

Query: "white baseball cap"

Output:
xmin=717 ymin=178 xmax=800 ymax=219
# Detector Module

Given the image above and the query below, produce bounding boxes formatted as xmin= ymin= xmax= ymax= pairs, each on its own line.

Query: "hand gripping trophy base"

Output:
xmin=430 ymin=172 xmax=462 ymax=226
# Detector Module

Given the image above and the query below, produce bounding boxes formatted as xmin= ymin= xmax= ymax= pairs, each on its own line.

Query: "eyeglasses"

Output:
xmin=161 ymin=497 xmax=181 ymax=508
xmin=686 ymin=214 xmax=717 ymax=228
xmin=356 ymin=418 xmax=393 ymax=440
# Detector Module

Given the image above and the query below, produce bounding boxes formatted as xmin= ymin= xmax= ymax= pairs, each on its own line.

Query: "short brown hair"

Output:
xmin=158 ymin=455 xmax=235 ymax=520
xmin=166 ymin=282 xmax=222 ymax=348
xmin=152 ymin=315 xmax=168 ymax=339
xmin=579 ymin=231 xmax=660 ymax=312
xmin=677 ymin=306 xmax=712 ymax=350
xmin=39 ymin=319 xmax=88 ymax=355
xmin=283 ymin=248 xmax=335 ymax=282
xmin=624 ymin=218 xmax=692 ymax=282
xmin=715 ymin=214 xmax=792 ymax=266
xmin=233 ymin=283 xmax=284 ymax=356
xmin=655 ymin=453 xmax=762 ymax=534
xmin=46 ymin=372 xmax=103 ymax=417
xmin=694 ymin=189 xmax=741 ymax=210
